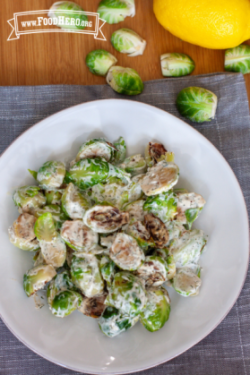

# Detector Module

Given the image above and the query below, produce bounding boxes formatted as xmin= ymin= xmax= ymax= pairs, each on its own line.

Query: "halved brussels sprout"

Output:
xmin=48 ymin=1 xmax=88 ymax=31
xmin=45 ymin=190 xmax=63 ymax=205
xmin=34 ymin=212 xmax=57 ymax=242
xmin=160 ymin=53 xmax=195 ymax=77
xmin=97 ymin=0 xmax=135 ymax=25
xmin=84 ymin=205 xmax=129 ymax=233
xmin=112 ymin=136 xmax=127 ymax=164
xmin=106 ymin=66 xmax=144 ymax=96
xmin=176 ymin=191 xmax=206 ymax=229
xmin=225 ymin=44 xmax=250 ymax=74
xmin=47 ymin=271 xmax=76 ymax=307
xmin=78 ymin=292 xmax=107 ymax=318
xmin=99 ymin=306 xmax=139 ymax=337
xmin=109 ymin=233 xmax=145 ymax=271
xmin=105 ymin=272 xmax=147 ymax=316
xmin=37 ymin=161 xmax=66 ymax=189
xmin=61 ymin=183 xmax=89 ymax=220
xmin=13 ymin=186 xmax=46 ymax=214
xmin=125 ymin=221 xmax=154 ymax=253
xmin=111 ymin=28 xmax=146 ymax=57
xmin=140 ymin=287 xmax=171 ymax=332
xmin=172 ymin=267 xmax=201 ymax=297
xmin=99 ymin=255 xmax=116 ymax=287
xmin=119 ymin=154 xmax=147 ymax=176
xmin=86 ymin=50 xmax=117 ymax=76
xmin=51 ymin=290 xmax=83 ymax=317
xmin=23 ymin=264 xmax=56 ymax=297
xmin=61 ymin=220 xmax=98 ymax=252
xmin=169 ymin=229 xmax=207 ymax=267
xmin=33 ymin=204 xmax=68 ymax=229
xmin=40 ymin=236 xmax=67 ymax=268
xmin=136 ymin=255 xmax=169 ymax=287
xmin=143 ymin=190 xmax=177 ymax=223
xmin=8 ymin=213 xmax=40 ymax=251
xmin=145 ymin=142 xmax=169 ymax=167
xmin=139 ymin=161 xmax=179 ymax=196
xmin=144 ymin=214 xmax=169 ymax=248
xmin=152 ymin=249 xmax=176 ymax=280
xmin=75 ymin=138 xmax=116 ymax=162
xmin=176 ymin=87 xmax=218 ymax=123
xmin=70 ymin=254 xmax=104 ymax=297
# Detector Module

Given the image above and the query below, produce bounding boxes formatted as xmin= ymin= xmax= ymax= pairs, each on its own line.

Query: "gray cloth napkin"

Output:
xmin=0 ymin=73 xmax=250 ymax=375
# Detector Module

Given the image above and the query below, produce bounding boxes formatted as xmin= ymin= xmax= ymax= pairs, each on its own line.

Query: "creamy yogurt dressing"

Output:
xmin=61 ymin=220 xmax=98 ymax=251
xmin=40 ymin=236 xmax=66 ymax=268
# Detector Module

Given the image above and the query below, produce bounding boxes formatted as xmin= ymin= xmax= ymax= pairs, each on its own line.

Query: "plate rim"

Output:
xmin=0 ymin=98 xmax=249 ymax=374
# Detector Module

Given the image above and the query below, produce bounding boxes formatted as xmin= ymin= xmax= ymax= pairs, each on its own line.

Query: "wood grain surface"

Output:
xmin=1 ymin=0 xmax=250 ymax=104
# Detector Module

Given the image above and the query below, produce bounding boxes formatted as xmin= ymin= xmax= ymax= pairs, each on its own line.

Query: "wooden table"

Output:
xmin=1 ymin=0 xmax=250 ymax=105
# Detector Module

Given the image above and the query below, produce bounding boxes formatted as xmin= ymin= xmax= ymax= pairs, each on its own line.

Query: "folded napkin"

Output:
xmin=0 ymin=73 xmax=249 ymax=375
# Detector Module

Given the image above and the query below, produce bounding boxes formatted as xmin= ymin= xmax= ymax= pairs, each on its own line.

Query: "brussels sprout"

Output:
xmin=8 ymin=213 xmax=40 ymax=251
xmin=34 ymin=212 xmax=57 ymax=242
xmin=40 ymin=236 xmax=67 ymax=268
xmin=109 ymin=233 xmax=145 ymax=271
xmin=124 ymin=199 xmax=145 ymax=224
xmin=48 ymin=1 xmax=88 ymax=31
xmin=112 ymin=136 xmax=127 ymax=164
xmin=144 ymin=214 xmax=169 ymax=248
xmin=45 ymin=190 xmax=63 ymax=205
xmin=61 ymin=183 xmax=89 ymax=220
xmin=160 ymin=53 xmax=195 ymax=77
xmin=176 ymin=87 xmax=218 ymax=123
xmin=140 ymin=287 xmax=170 ymax=332
xmin=23 ymin=264 xmax=56 ymax=297
xmin=175 ymin=192 xmax=206 ymax=229
xmin=70 ymin=254 xmax=104 ymax=297
xmin=84 ymin=205 xmax=129 ymax=233
xmin=106 ymin=66 xmax=144 ymax=96
xmin=145 ymin=142 xmax=168 ymax=168
xmin=47 ymin=271 xmax=76 ymax=307
xmin=75 ymin=138 xmax=117 ymax=162
xmin=61 ymin=220 xmax=98 ymax=252
xmin=51 ymin=290 xmax=83 ymax=317
xmin=105 ymin=272 xmax=147 ymax=316
xmin=125 ymin=221 xmax=154 ymax=253
xmin=111 ymin=28 xmax=146 ymax=57
xmin=78 ymin=292 xmax=107 ymax=318
xmin=169 ymin=229 xmax=207 ymax=267
xmin=34 ymin=204 xmax=68 ymax=229
xmin=13 ymin=186 xmax=46 ymax=214
xmin=99 ymin=306 xmax=139 ymax=337
xmin=37 ymin=161 xmax=66 ymax=189
xmin=172 ymin=267 xmax=201 ymax=297
xmin=139 ymin=161 xmax=179 ymax=196
xmin=86 ymin=50 xmax=117 ymax=76
xmin=136 ymin=256 xmax=169 ymax=286
xmin=99 ymin=255 xmax=116 ymax=287
xmin=97 ymin=0 xmax=135 ymax=25
xmin=143 ymin=190 xmax=177 ymax=223
xmin=119 ymin=154 xmax=147 ymax=176
xmin=225 ymin=45 xmax=250 ymax=74
xmin=152 ymin=249 xmax=176 ymax=280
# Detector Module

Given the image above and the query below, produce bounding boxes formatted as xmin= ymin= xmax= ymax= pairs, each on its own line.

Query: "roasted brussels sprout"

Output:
xmin=139 ymin=161 xmax=179 ymax=196
xmin=225 ymin=44 xmax=250 ymax=74
xmin=111 ymin=28 xmax=146 ymax=57
xmin=23 ymin=264 xmax=56 ymax=297
xmin=47 ymin=271 xmax=76 ymax=307
xmin=109 ymin=233 xmax=145 ymax=271
xmin=97 ymin=0 xmax=135 ymax=25
xmin=84 ymin=205 xmax=129 ymax=233
xmin=37 ymin=161 xmax=66 ymax=189
xmin=70 ymin=253 xmax=104 ymax=297
xmin=143 ymin=190 xmax=177 ymax=223
xmin=61 ymin=183 xmax=89 ymax=219
xmin=33 ymin=204 xmax=68 ymax=230
xmin=99 ymin=306 xmax=139 ymax=337
xmin=86 ymin=50 xmax=117 ymax=76
xmin=78 ymin=292 xmax=107 ymax=318
xmin=144 ymin=214 xmax=169 ymax=248
xmin=61 ymin=220 xmax=98 ymax=252
xmin=136 ymin=255 xmax=169 ymax=286
xmin=140 ymin=287 xmax=171 ymax=332
xmin=160 ymin=53 xmax=195 ymax=77
xmin=123 ymin=199 xmax=145 ymax=224
xmin=99 ymin=255 xmax=116 ymax=287
xmin=13 ymin=186 xmax=46 ymax=214
xmin=45 ymin=190 xmax=63 ymax=205
xmin=145 ymin=142 xmax=169 ymax=167
xmin=106 ymin=66 xmax=144 ymax=96
xmin=76 ymin=138 xmax=116 ymax=162
xmin=176 ymin=87 xmax=218 ymax=123
xmin=172 ymin=267 xmax=201 ymax=297
xmin=105 ymin=272 xmax=147 ymax=316
xmin=48 ymin=1 xmax=88 ymax=31
xmin=119 ymin=154 xmax=147 ymax=176
xmin=112 ymin=136 xmax=127 ymax=164
xmin=51 ymin=290 xmax=83 ymax=317
xmin=152 ymin=249 xmax=176 ymax=280
xmin=8 ymin=213 xmax=40 ymax=251
xmin=125 ymin=221 xmax=154 ymax=253
xmin=175 ymin=191 xmax=206 ymax=229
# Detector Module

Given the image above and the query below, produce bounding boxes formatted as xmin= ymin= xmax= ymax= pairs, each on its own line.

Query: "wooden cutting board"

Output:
xmin=1 ymin=0 xmax=250 ymax=105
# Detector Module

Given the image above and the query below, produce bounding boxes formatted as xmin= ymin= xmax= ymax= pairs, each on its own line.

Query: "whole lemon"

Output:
xmin=153 ymin=0 xmax=250 ymax=49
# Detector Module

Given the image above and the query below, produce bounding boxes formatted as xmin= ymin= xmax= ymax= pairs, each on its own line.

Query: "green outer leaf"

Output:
xmin=34 ymin=212 xmax=57 ymax=241
xmin=51 ymin=290 xmax=83 ymax=317
xmin=184 ymin=207 xmax=200 ymax=230
xmin=112 ymin=136 xmax=127 ymax=164
xmin=86 ymin=49 xmax=117 ymax=76
xmin=107 ymin=66 xmax=144 ymax=96
xmin=28 ymin=169 xmax=37 ymax=180
xmin=225 ymin=44 xmax=250 ymax=74
xmin=161 ymin=53 xmax=195 ymax=77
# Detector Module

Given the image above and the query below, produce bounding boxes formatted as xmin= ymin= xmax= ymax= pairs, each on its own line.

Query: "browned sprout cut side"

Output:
xmin=84 ymin=205 xmax=129 ymax=233
xmin=78 ymin=292 xmax=107 ymax=318
xmin=144 ymin=213 xmax=169 ymax=248
xmin=61 ymin=220 xmax=98 ymax=252
xmin=8 ymin=213 xmax=40 ymax=251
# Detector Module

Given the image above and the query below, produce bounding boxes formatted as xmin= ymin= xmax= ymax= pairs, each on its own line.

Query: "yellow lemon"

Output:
xmin=153 ymin=0 xmax=250 ymax=49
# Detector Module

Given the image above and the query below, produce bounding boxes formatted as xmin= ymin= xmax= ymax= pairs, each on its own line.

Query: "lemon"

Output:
xmin=153 ymin=0 xmax=250 ymax=49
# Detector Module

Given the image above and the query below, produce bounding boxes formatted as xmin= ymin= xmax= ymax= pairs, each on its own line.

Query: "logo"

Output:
xmin=7 ymin=10 xmax=106 ymax=41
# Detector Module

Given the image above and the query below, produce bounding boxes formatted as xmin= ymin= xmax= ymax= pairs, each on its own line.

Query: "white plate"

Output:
xmin=0 ymin=99 xmax=248 ymax=374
